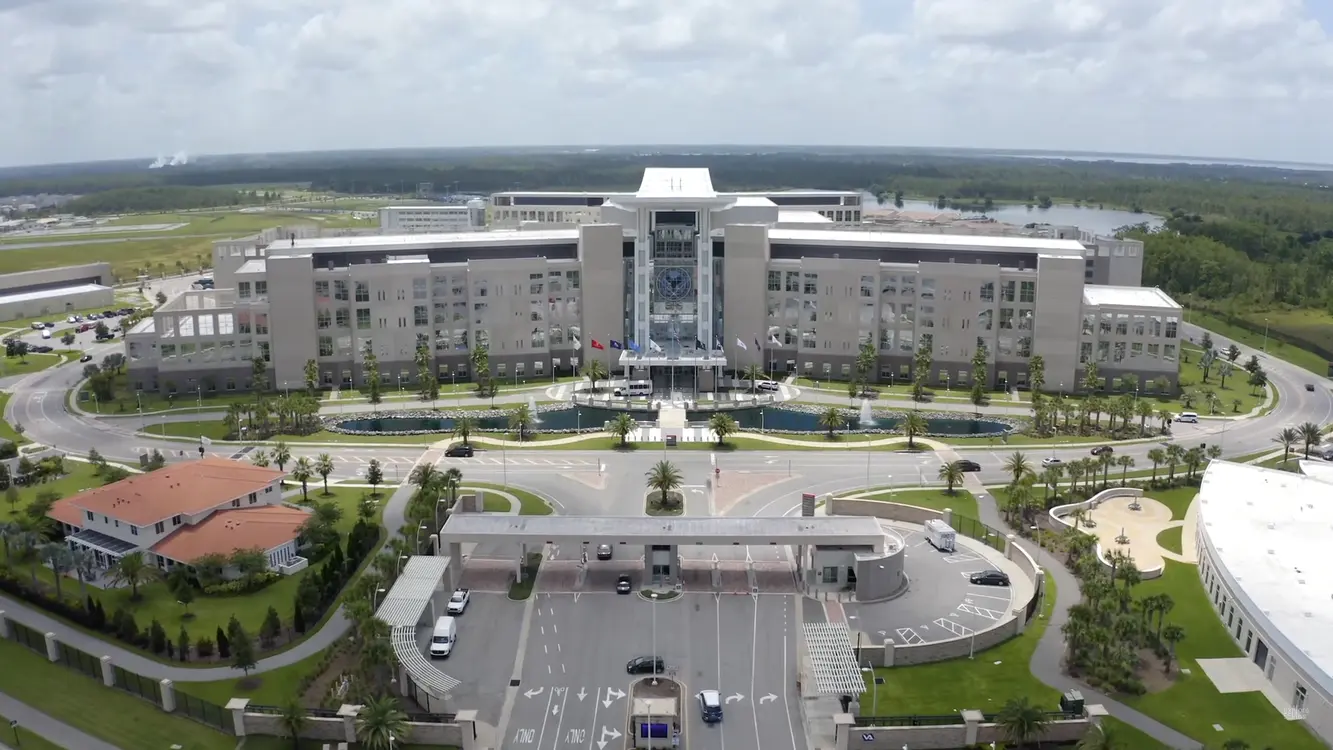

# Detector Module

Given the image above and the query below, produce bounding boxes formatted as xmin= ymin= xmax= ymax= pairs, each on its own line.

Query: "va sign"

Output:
xmin=862 ymin=732 xmax=875 ymax=741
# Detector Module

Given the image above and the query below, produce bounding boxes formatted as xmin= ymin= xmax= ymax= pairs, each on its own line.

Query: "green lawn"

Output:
xmin=861 ymin=572 xmax=1058 ymax=714
xmin=0 ymin=391 xmax=29 ymax=445
xmin=244 ymin=737 xmax=454 ymax=750
xmin=1156 ymin=526 xmax=1183 ymax=555
xmin=482 ymin=494 xmax=511 ymax=512
xmin=0 ymin=709 xmax=65 ymax=750
xmin=0 ymin=352 xmax=66 ymax=378
xmin=1256 ymin=454 xmax=1300 ymax=472
xmin=1187 ymin=309 xmax=1329 ymax=376
xmin=1144 ymin=486 xmax=1198 ymax=521
xmin=78 ymin=372 xmax=258 ymax=414
xmin=853 ymin=488 xmax=979 ymax=520
xmin=793 ymin=377 xmax=1025 ymax=403
xmin=464 ymin=483 xmax=552 ymax=516
xmin=4 ymin=460 xmax=106 ymax=517
xmin=143 ymin=419 xmax=442 ymax=445
xmin=20 ymin=486 xmax=374 ymax=667
xmin=176 ymin=649 xmax=326 ymax=705
xmin=1124 ymin=561 xmax=1325 ymax=749
xmin=0 ymin=638 xmax=234 ymax=750
xmin=0 ymin=236 xmax=216 ymax=281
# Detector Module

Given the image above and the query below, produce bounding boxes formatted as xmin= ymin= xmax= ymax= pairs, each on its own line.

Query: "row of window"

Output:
xmin=765 ymin=273 xmax=1037 ymax=304
xmin=157 ymin=313 xmax=242 ymax=338
xmin=312 ymin=272 xmax=582 ymax=304
xmin=1079 ymin=341 xmax=1177 ymax=365
xmin=83 ymin=509 xmax=183 ymax=535
xmin=321 ymin=357 xmax=580 ymax=386
xmin=1082 ymin=313 xmax=1180 ymax=339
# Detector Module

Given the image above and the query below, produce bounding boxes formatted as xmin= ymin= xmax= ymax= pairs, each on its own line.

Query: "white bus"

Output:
xmin=613 ymin=380 xmax=652 ymax=397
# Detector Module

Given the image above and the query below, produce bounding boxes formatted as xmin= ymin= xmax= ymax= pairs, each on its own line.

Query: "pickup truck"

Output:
xmin=446 ymin=588 xmax=470 ymax=615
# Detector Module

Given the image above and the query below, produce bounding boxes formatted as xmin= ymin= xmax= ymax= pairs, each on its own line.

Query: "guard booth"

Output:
xmin=631 ymin=697 xmax=680 ymax=749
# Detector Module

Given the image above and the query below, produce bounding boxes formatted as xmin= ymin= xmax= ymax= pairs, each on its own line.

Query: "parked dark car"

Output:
xmin=32 ymin=345 xmax=53 ymax=353
xmin=1090 ymin=445 xmax=1114 ymax=457
xmin=102 ymin=310 xmax=117 ymax=317
xmin=626 ymin=656 xmax=665 ymax=674
xmin=444 ymin=444 xmax=474 ymax=458
xmin=1307 ymin=383 xmax=1316 ymax=392
xmin=596 ymin=544 xmax=613 ymax=561
xmin=118 ymin=307 xmax=136 ymax=315
xmin=615 ymin=574 xmax=633 ymax=595
xmin=951 ymin=459 xmax=981 ymax=472
xmin=970 ymin=570 xmax=1011 ymax=587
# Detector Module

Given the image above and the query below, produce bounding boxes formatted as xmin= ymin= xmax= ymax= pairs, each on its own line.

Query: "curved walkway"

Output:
xmin=959 ymin=472 xmax=1203 ymax=749
xmin=448 ymin=432 xmax=947 ymax=450
xmin=0 ymin=458 xmax=419 ymax=682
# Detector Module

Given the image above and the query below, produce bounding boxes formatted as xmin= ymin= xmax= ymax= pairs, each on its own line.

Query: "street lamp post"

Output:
xmin=651 ymin=591 xmax=659 ymax=685
xmin=396 ymin=554 xmax=409 ymax=576
xmin=1263 ymin=318 xmax=1269 ymax=352
xmin=372 ymin=587 xmax=387 ymax=610
xmin=414 ymin=523 xmax=428 ymax=554
xmin=861 ymin=664 xmax=878 ymax=709
xmin=136 ymin=390 xmax=144 ymax=431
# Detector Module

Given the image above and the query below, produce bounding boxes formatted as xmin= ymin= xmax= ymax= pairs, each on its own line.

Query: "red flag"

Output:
xmin=591 ymin=339 xmax=605 ymax=350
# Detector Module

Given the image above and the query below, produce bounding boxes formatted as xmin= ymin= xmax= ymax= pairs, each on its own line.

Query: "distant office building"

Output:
xmin=489 ymin=188 xmax=865 ymax=228
xmin=0 ymin=262 xmax=114 ymax=322
xmin=379 ymin=204 xmax=485 ymax=234
xmin=123 ymin=168 xmax=1176 ymax=398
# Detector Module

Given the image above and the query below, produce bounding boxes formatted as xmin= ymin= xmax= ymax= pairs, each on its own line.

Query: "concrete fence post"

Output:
xmin=225 ymin=698 xmax=250 ymax=737
xmin=882 ymin=638 xmax=895 ymax=667
xmin=43 ymin=632 xmax=59 ymax=662
xmin=943 ymin=506 xmax=953 ymax=526
xmin=1005 ymin=533 xmax=1016 ymax=560
xmin=962 ymin=709 xmax=983 ymax=745
xmin=455 ymin=709 xmax=479 ymax=750
xmin=833 ymin=713 xmax=853 ymax=750
xmin=0 ymin=610 xmax=10 ymax=639
xmin=99 ymin=655 xmax=115 ymax=687
xmin=159 ymin=679 xmax=175 ymax=712
xmin=337 ymin=704 xmax=361 ymax=744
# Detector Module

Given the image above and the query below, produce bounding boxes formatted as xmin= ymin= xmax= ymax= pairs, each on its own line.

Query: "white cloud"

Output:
xmin=2 ymin=0 xmax=1333 ymax=166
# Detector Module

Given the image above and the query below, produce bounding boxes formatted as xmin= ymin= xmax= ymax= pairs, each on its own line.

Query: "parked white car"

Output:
xmin=446 ymin=588 xmax=470 ymax=615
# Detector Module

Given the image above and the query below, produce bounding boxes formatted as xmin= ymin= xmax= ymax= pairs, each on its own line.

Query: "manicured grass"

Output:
xmin=1256 ymin=454 xmax=1299 ymax=472
xmin=1097 ymin=718 xmax=1174 ymax=750
xmin=853 ymin=488 xmax=979 ymax=520
xmin=176 ymin=648 xmax=326 ymax=705
xmin=1156 ymin=526 xmax=1183 ymax=555
xmin=793 ymin=377 xmax=1025 ymax=403
xmin=860 ymin=571 xmax=1058 ymax=714
xmin=1227 ymin=447 xmax=1280 ymax=464
xmin=4 ymin=460 xmax=106 ymax=518
xmin=0 ymin=236 xmax=216 ymax=281
xmin=0 ymin=637 xmax=235 ymax=749
xmin=464 ymin=483 xmax=552 ymax=516
xmin=21 ymin=487 xmax=371 ymax=666
xmin=142 ymin=419 xmax=441 ymax=445
xmin=1124 ymin=561 xmax=1326 ymax=750
xmin=1188 ymin=309 xmax=1328 ymax=376
xmin=943 ymin=431 xmax=1108 ymax=446
xmin=1145 ymin=486 xmax=1198 ymax=521
xmin=78 ymin=373 xmax=258 ymax=414
xmin=482 ymin=494 xmax=511 ymax=512
xmin=0 ymin=352 xmax=66 ymax=377
xmin=0 ymin=391 xmax=29 ymax=445
xmin=0 ymin=710 xmax=65 ymax=750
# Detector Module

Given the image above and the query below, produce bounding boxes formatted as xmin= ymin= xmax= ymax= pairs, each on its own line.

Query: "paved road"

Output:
xmin=0 ymin=691 xmax=119 ymax=750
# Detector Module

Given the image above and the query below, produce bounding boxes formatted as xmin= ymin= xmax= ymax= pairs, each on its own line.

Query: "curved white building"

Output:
xmin=1196 ymin=461 xmax=1333 ymax=741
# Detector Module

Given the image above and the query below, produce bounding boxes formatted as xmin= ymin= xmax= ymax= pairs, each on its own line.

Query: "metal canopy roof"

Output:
xmin=69 ymin=528 xmax=141 ymax=556
xmin=374 ymin=556 xmax=460 ymax=697
xmin=439 ymin=515 xmax=886 ymax=552
xmin=802 ymin=623 xmax=868 ymax=696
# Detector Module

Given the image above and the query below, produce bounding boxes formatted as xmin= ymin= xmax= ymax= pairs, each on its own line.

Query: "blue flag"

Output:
xmin=628 ymin=340 xmax=641 ymax=353
xmin=609 ymin=340 xmax=624 ymax=350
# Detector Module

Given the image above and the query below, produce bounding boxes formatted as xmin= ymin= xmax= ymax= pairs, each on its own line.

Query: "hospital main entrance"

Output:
xmin=650 ymin=365 xmax=701 ymax=398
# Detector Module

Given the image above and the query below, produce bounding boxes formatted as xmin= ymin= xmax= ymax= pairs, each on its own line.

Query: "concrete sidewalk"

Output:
xmin=0 ymin=690 xmax=120 ymax=750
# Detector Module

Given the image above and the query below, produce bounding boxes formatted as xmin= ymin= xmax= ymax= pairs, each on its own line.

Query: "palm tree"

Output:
xmin=901 ymin=411 xmax=928 ymax=450
xmin=582 ymin=359 xmax=608 ymax=391
xmin=1066 ymin=461 xmax=1084 ymax=495
xmin=41 ymin=543 xmax=73 ymax=601
xmin=291 ymin=457 xmax=314 ymax=502
xmin=315 ymin=453 xmax=335 ymax=495
xmin=69 ymin=546 xmax=96 ymax=599
xmin=818 ymin=406 xmax=845 ymax=439
xmin=938 ymin=462 xmax=964 ymax=494
xmin=995 ymin=695 xmax=1049 ymax=748
xmin=1146 ymin=448 xmax=1165 ymax=483
xmin=453 ymin=415 xmax=477 ymax=446
xmin=1003 ymin=451 xmax=1032 ymax=484
xmin=608 ymin=413 xmax=636 ymax=448
xmin=1116 ymin=455 xmax=1135 ymax=485
xmin=223 ymin=403 xmax=244 ymax=439
xmin=1298 ymin=421 xmax=1322 ymax=459
xmin=645 ymin=461 xmax=683 ymax=508
xmin=442 ymin=467 xmax=462 ymax=510
xmin=354 ymin=695 xmax=408 ymax=750
xmin=509 ymin=404 xmax=533 ymax=441
xmin=1097 ymin=452 xmax=1114 ymax=489
xmin=409 ymin=463 xmax=439 ymax=498
xmin=1274 ymin=427 xmax=1299 ymax=466
xmin=279 ymin=699 xmax=308 ymax=750
xmin=272 ymin=441 xmax=292 ymax=471
xmin=107 ymin=553 xmax=159 ymax=601
xmin=1135 ymin=399 xmax=1153 ymax=434
xmin=1161 ymin=623 xmax=1186 ymax=672
xmin=708 ymin=413 xmax=737 ymax=447
xmin=251 ymin=448 xmax=271 ymax=468
xmin=1165 ymin=444 xmax=1184 ymax=482
xmin=743 ymin=363 xmax=765 ymax=394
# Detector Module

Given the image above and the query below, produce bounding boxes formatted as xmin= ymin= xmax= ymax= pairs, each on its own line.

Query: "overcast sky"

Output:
xmin=5 ymin=0 xmax=1333 ymax=168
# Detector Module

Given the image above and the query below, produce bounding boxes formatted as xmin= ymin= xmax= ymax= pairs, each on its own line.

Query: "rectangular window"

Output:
xmin=1165 ymin=316 xmax=1179 ymax=338
xmin=1099 ymin=313 xmax=1112 ymax=336
xmin=334 ymin=280 xmax=349 ymax=301
xmin=785 ymin=271 xmax=800 ymax=292
xmin=155 ymin=521 xmax=165 ymax=534
xmin=768 ymin=271 xmax=781 ymax=292
xmin=1000 ymin=281 xmax=1015 ymax=303
xmin=85 ymin=510 xmax=93 ymax=522
xmin=1116 ymin=315 xmax=1129 ymax=336
xmin=316 ymin=309 xmax=331 ymax=329
xmin=238 ymin=281 xmax=251 ymax=299
xmin=356 ymin=308 xmax=371 ymax=329
xmin=315 ymin=280 xmax=330 ymax=299
xmin=355 ymin=281 xmax=370 ymax=302
xmin=413 ymin=278 xmax=428 ymax=300
xmin=566 ymin=270 xmax=580 ymax=290
xmin=414 ymin=305 xmax=428 ymax=326
xmin=860 ymin=275 xmax=874 ymax=298
xmin=1019 ymin=281 xmax=1035 ymax=303
xmin=172 ymin=515 xmax=181 ymax=526
xmin=803 ymin=273 xmax=818 ymax=295
xmin=1131 ymin=342 xmax=1143 ymax=358
xmin=979 ymin=282 xmax=994 ymax=302
xmin=1082 ymin=314 xmax=1095 ymax=335
xmin=255 ymin=281 xmax=267 ymax=297
xmin=920 ymin=278 xmax=936 ymax=301
xmin=318 ymin=336 xmax=334 ymax=356
xmin=335 ymin=308 xmax=350 ymax=328
xmin=1097 ymin=340 xmax=1110 ymax=363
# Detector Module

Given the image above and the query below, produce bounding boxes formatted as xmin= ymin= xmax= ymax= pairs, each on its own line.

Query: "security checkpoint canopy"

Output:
xmin=438 ymin=514 xmax=888 ymax=552
xmin=374 ymin=556 xmax=460 ymax=698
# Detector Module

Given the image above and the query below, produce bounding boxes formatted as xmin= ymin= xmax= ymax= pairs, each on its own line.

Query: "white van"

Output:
xmin=924 ymin=519 xmax=957 ymax=552
xmin=39 ymin=329 xmax=51 ymax=340
xmin=613 ymin=380 xmax=652 ymax=397
xmin=1176 ymin=412 xmax=1199 ymax=424
xmin=429 ymin=616 xmax=457 ymax=658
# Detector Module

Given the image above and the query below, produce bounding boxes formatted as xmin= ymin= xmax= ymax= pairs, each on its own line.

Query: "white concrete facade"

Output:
xmin=0 ymin=262 xmax=114 ymax=322
xmin=379 ymin=205 xmax=483 ymax=234
xmin=1196 ymin=461 xmax=1333 ymax=741
xmin=124 ymin=168 xmax=1179 ymax=395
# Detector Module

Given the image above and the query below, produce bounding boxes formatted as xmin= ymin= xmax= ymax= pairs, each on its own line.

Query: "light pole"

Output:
xmin=413 ymin=523 xmax=428 ymax=554
xmin=887 ymin=474 xmax=892 ymax=500
xmin=651 ymin=591 xmax=659 ymax=685
xmin=372 ymin=587 xmax=387 ymax=610
xmin=136 ymin=390 xmax=144 ymax=431
xmin=396 ymin=554 xmax=409 ymax=576
xmin=861 ymin=665 xmax=877 ymax=710
xmin=1263 ymin=318 xmax=1269 ymax=352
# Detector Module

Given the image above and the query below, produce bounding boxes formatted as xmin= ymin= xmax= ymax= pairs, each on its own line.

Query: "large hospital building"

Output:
xmin=124 ymin=168 xmax=1182 ymax=396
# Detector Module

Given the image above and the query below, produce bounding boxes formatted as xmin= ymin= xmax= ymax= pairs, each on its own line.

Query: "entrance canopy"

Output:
xmin=439 ymin=515 xmax=887 ymax=553
xmin=618 ymin=351 xmax=728 ymax=368
xmin=375 ymin=556 xmax=460 ymax=699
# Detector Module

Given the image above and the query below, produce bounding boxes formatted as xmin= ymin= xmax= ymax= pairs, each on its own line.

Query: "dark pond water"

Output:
xmin=335 ymin=407 xmax=1010 ymax=436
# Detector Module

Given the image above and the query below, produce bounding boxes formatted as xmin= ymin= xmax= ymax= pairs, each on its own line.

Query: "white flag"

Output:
xmin=735 ymin=337 xmax=748 ymax=351
xmin=649 ymin=339 xmax=664 ymax=354
xmin=200 ymin=436 xmax=212 ymax=447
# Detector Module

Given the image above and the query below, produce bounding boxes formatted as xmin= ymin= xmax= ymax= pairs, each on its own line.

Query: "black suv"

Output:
xmin=952 ymin=459 xmax=981 ymax=472
xmin=615 ymin=574 xmax=632 ymax=595
xmin=970 ymin=570 xmax=1011 ymax=587
xmin=444 ymin=444 xmax=474 ymax=458
xmin=626 ymin=656 xmax=665 ymax=675
xmin=1090 ymin=445 xmax=1114 ymax=457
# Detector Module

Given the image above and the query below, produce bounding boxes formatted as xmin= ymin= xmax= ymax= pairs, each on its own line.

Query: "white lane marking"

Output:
xmin=535 ymin=688 xmax=556 ymax=750
xmin=958 ymin=603 xmax=1003 ymax=621
xmin=586 ymin=688 xmax=601 ymax=750
xmin=750 ymin=596 xmax=761 ymax=750
xmin=549 ymin=687 xmax=569 ymax=750
xmin=716 ymin=593 xmax=727 ymax=750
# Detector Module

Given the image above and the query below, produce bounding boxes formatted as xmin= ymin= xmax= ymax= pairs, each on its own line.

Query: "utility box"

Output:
xmin=1060 ymin=689 xmax=1084 ymax=714
xmin=924 ymin=519 xmax=957 ymax=552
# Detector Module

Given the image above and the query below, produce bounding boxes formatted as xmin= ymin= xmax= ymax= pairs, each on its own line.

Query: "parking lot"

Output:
xmin=840 ymin=525 xmax=1019 ymax=646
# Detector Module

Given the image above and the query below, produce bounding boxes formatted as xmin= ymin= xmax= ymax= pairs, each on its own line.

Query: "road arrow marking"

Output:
xmin=552 ymin=704 xmax=559 ymax=715
xmin=577 ymin=688 xmax=587 ymax=701
xmin=725 ymin=693 xmax=744 ymax=704
xmin=602 ymin=687 xmax=626 ymax=708
xmin=760 ymin=693 xmax=777 ymax=704
xmin=523 ymin=687 xmax=544 ymax=698
xmin=597 ymin=726 xmax=623 ymax=749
